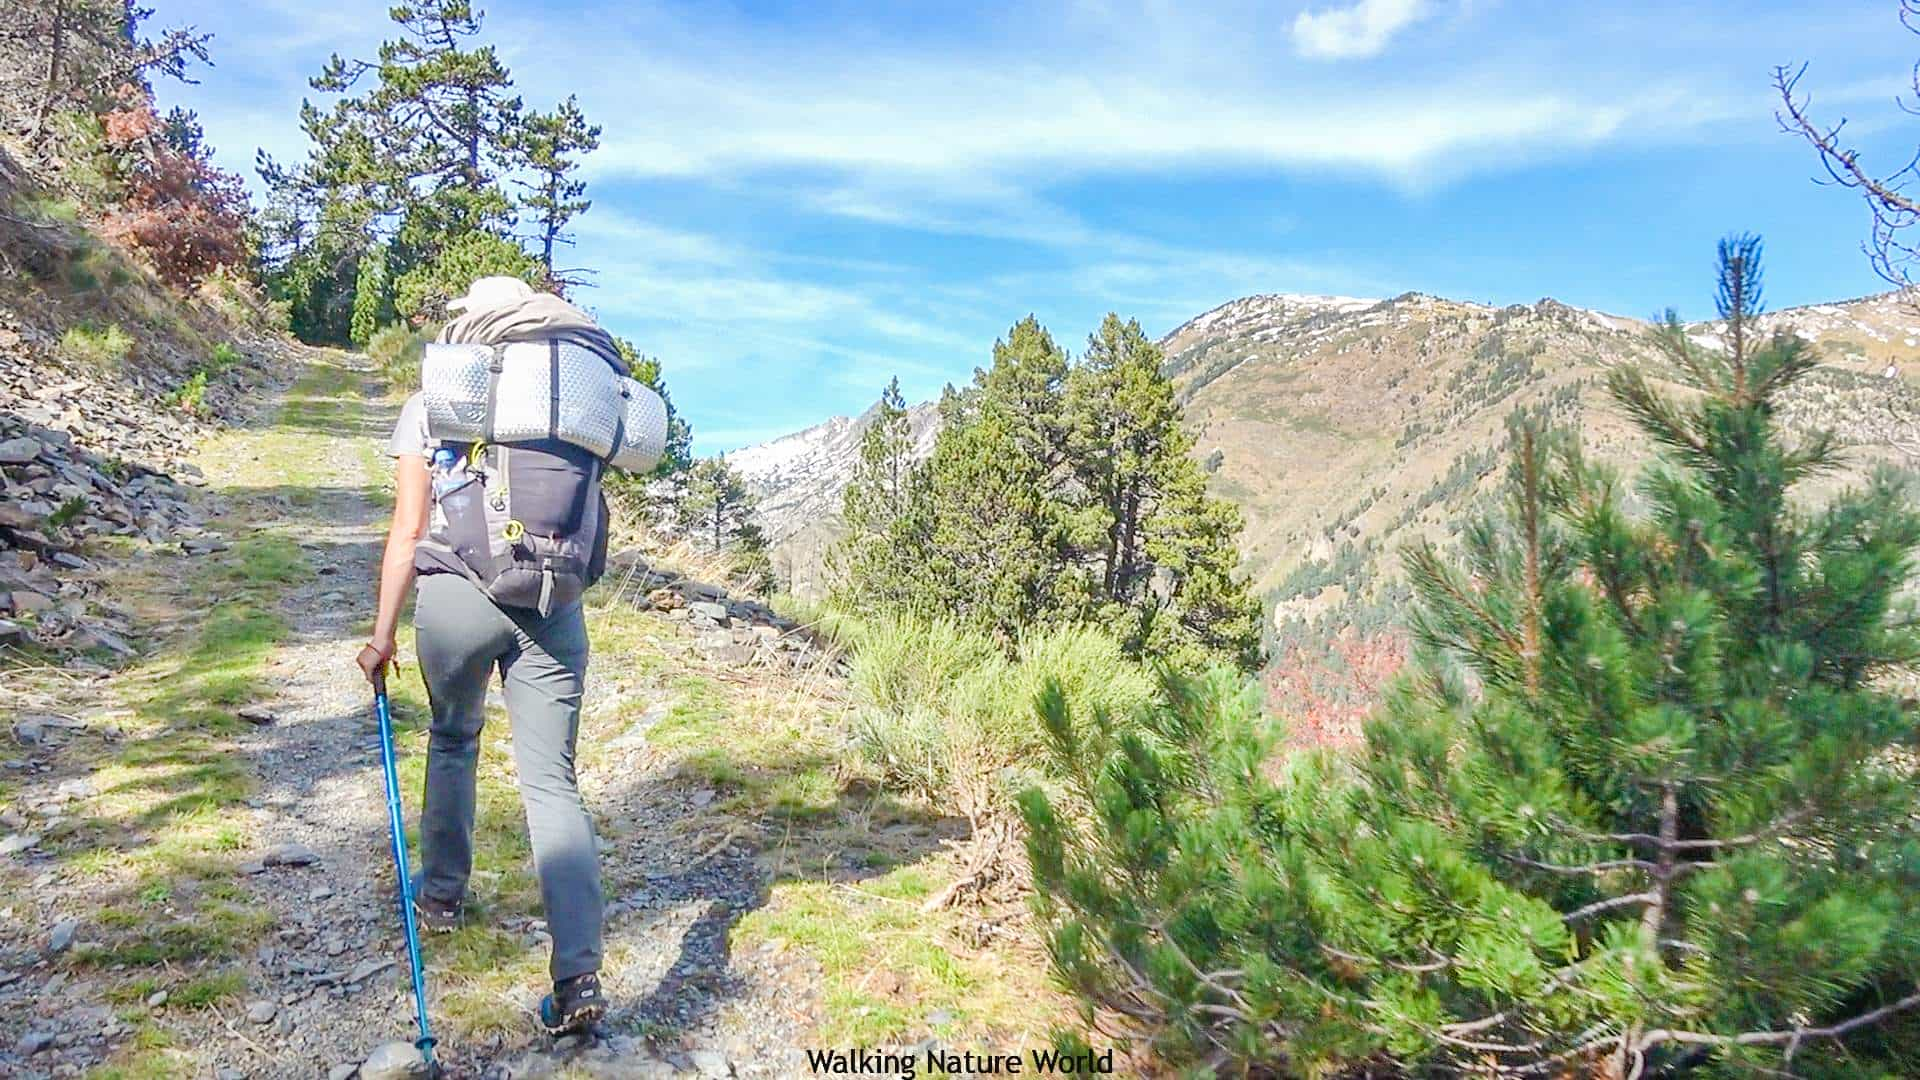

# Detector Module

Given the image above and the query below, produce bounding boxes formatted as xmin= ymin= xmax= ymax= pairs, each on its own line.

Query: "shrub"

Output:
xmin=60 ymin=322 xmax=134 ymax=369
xmin=18 ymin=196 xmax=81 ymax=226
xmin=97 ymin=89 xmax=250 ymax=286
xmin=841 ymin=612 xmax=1153 ymax=826
xmin=207 ymin=342 xmax=244 ymax=371
xmin=365 ymin=322 xmax=432 ymax=388
xmin=48 ymin=496 xmax=89 ymax=531
xmin=1021 ymin=670 xmax=1362 ymax=1073
xmin=163 ymin=369 xmax=209 ymax=416
xmin=392 ymin=232 xmax=539 ymax=322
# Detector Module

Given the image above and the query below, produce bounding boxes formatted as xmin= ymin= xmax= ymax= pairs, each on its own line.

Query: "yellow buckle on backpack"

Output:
xmin=502 ymin=519 xmax=525 ymax=542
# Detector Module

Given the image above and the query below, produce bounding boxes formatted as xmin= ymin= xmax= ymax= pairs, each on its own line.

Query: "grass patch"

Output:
xmin=171 ymin=970 xmax=247 ymax=1008
xmin=17 ymin=193 xmax=82 ymax=225
xmin=735 ymin=866 xmax=1061 ymax=1047
xmin=74 ymin=898 xmax=270 ymax=968
xmin=60 ymin=321 xmax=134 ymax=368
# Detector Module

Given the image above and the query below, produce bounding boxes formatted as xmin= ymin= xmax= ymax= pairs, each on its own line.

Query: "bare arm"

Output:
xmin=357 ymin=453 xmax=431 ymax=684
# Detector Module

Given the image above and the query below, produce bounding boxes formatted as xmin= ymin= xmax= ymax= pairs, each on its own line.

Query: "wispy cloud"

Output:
xmin=1293 ymin=0 xmax=1433 ymax=60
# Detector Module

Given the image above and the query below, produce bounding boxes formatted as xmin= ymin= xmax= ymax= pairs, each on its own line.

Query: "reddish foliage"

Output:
xmin=1266 ymin=630 xmax=1408 ymax=748
xmin=98 ymin=88 xmax=248 ymax=286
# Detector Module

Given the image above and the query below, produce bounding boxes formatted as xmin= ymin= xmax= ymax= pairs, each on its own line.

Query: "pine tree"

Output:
xmin=829 ymin=378 xmax=926 ymax=609
xmin=11 ymin=1 xmax=211 ymax=147
xmin=1063 ymin=314 xmax=1263 ymax=670
xmin=281 ymin=0 xmax=566 ymax=321
xmin=677 ymin=457 xmax=770 ymax=590
xmin=307 ymin=0 xmax=522 ymax=243
xmin=349 ymin=242 xmax=393 ymax=348
xmin=912 ymin=318 xmax=1075 ymax=641
xmin=1022 ymin=238 xmax=1920 ymax=1076
xmin=510 ymin=95 xmax=599 ymax=287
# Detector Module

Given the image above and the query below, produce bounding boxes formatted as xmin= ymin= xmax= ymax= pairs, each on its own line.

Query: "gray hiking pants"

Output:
xmin=412 ymin=572 xmax=602 ymax=981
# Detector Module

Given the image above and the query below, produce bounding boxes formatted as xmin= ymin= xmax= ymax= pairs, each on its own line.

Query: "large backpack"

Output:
xmin=420 ymin=337 xmax=668 ymax=615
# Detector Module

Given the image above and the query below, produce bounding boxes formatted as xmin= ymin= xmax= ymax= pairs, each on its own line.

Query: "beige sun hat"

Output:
xmin=446 ymin=275 xmax=536 ymax=314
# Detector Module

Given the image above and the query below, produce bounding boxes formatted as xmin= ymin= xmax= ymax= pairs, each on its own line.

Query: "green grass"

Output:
xmin=48 ymin=494 xmax=89 ymax=530
xmin=74 ymin=899 xmax=270 ymax=967
xmin=16 ymin=193 xmax=82 ymax=225
xmin=60 ymin=321 xmax=135 ymax=368
xmin=170 ymin=970 xmax=248 ymax=1008
xmin=567 ymin=597 xmax=1075 ymax=1051
xmin=735 ymin=865 xmax=1058 ymax=1047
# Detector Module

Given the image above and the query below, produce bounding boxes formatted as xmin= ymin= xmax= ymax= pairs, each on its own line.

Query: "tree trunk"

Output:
xmin=464 ymin=86 xmax=481 ymax=188
xmin=31 ymin=1 xmax=68 ymax=147
xmin=540 ymin=174 xmax=557 ymax=273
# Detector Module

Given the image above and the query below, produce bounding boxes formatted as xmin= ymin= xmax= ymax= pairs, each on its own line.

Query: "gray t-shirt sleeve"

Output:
xmin=389 ymin=393 xmax=431 ymax=458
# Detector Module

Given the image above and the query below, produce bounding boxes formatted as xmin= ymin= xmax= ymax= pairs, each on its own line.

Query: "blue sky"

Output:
xmin=155 ymin=0 xmax=1920 ymax=452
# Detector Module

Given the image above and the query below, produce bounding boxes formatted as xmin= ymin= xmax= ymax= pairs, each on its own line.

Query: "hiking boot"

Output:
xmin=539 ymin=972 xmax=606 ymax=1035
xmin=412 ymin=894 xmax=462 ymax=934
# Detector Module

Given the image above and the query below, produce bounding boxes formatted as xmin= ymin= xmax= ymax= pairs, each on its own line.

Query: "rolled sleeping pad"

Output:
xmin=420 ymin=340 xmax=668 ymax=473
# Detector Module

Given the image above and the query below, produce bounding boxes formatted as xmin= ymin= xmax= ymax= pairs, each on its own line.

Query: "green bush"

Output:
xmin=365 ymin=322 xmax=432 ymax=388
xmin=59 ymin=322 xmax=134 ymax=369
xmin=163 ymin=370 xmax=209 ymax=416
xmin=207 ymin=342 xmax=244 ymax=371
xmin=17 ymin=195 xmax=81 ymax=226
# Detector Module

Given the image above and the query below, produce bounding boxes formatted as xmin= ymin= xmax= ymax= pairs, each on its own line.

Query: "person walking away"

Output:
xmin=357 ymin=276 xmax=617 ymax=1035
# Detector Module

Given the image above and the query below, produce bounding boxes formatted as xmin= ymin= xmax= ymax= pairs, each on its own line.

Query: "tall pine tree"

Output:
xmin=270 ymin=0 xmax=597 ymax=325
xmin=511 ymin=94 xmax=599 ymax=288
xmin=912 ymin=317 xmax=1076 ymax=641
xmin=830 ymin=377 xmax=928 ymax=610
xmin=1063 ymin=315 xmax=1262 ymax=670
xmin=677 ymin=457 xmax=771 ymax=592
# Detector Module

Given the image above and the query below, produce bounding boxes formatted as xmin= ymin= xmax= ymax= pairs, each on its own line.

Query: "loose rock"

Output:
xmin=0 ymin=833 xmax=40 ymax=856
xmin=263 ymin=842 xmax=320 ymax=867
xmin=360 ymin=1040 xmax=431 ymax=1080
xmin=17 ymin=1030 xmax=54 ymax=1056
xmin=0 ymin=436 xmax=41 ymax=465
xmin=346 ymin=957 xmax=393 ymax=985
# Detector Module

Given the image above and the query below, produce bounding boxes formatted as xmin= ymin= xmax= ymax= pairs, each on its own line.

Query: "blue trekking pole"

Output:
xmin=374 ymin=675 xmax=439 ymax=1070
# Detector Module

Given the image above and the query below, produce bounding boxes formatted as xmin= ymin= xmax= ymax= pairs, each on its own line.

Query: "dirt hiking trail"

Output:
xmin=0 ymin=352 xmax=895 ymax=1079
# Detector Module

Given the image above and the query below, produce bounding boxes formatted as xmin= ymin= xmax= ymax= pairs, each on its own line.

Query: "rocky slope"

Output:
xmin=0 ymin=154 xmax=297 ymax=665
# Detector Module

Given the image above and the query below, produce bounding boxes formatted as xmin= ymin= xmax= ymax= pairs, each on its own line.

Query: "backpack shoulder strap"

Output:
xmin=548 ymin=339 xmax=562 ymax=440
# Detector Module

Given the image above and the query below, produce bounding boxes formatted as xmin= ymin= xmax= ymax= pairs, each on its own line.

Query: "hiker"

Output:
xmin=355 ymin=275 xmax=644 ymax=1036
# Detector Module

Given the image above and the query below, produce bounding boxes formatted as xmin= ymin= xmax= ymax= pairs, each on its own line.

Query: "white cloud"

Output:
xmin=1293 ymin=0 xmax=1433 ymax=60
